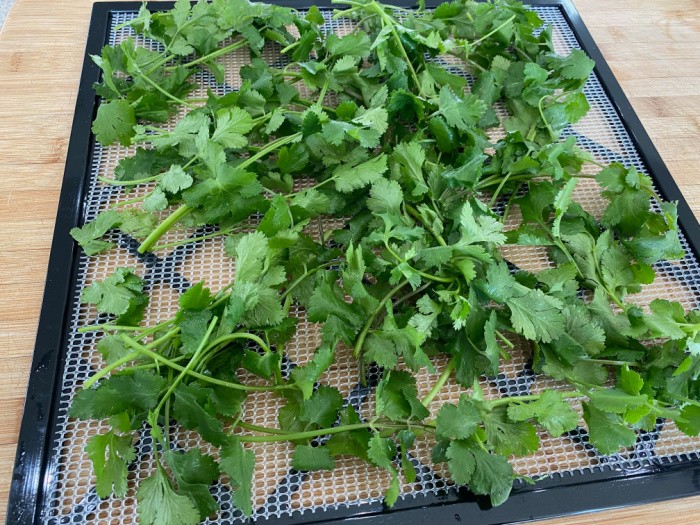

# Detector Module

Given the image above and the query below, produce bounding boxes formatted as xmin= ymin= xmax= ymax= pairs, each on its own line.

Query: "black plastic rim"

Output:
xmin=7 ymin=1 xmax=700 ymax=524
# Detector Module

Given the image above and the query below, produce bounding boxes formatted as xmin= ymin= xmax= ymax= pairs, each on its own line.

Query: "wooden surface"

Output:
xmin=0 ymin=0 xmax=698 ymax=523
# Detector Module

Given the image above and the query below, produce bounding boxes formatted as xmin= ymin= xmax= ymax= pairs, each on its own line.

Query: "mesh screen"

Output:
xmin=41 ymin=6 xmax=700 ymax=524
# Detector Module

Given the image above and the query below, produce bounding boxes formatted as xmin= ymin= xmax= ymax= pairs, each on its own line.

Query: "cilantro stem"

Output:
xmin=174 ymin=39 xmax=248 ymax=69
xmin=584 ymin=358 xmax=637 ymax=367
xmin=205 ymin=332 xmax=273 ymax=354
xmin=98 ymin=174 xmax=162 ymax=186
xmin=235 ymin=421 xmax=432 ymax=443
xmin=383 ymin=242 xmax=453 ymax=283
xmin=495 ymin=330 xmax=515 ymax=349
xmin=153 ymin=317 xmax=218 ymax=415
xmin=120 ymin=334 xmax=287 ymax=391
xmin=83 ymin=327 xmax=181 ymax=389
xmin=110 ymin=192 xmax=152 ymax=209
xmin=83 ymin=350 xmax=140 ymax=389
xmin=487 ymin=390 xmax=581 ymax=408
xmin=237 ymin=421 xmax=292 ymax=435
xmin=139 ymin=72 xmax=195 ymax=109
xmin=280 ymin=260 xmax=341 ymax=300
xmin=422 ymin=357 xmax=455 ymax=406
xmin=367 ymin=0 xmax=422 ymax=94
xmin=472 ymin=15 xmax=516 ymax=47
xmin=152 ymin=226 xmax=242 ymax=251
xmin=138 ymin=204 xmax=193 ymax=253
xmin=405 ymin=204 xmax=447 ymax=247
xmin=353 ymin=280 xmax=410 ymax=359
xmin=77 ymin=320 xmax=171 ymax=334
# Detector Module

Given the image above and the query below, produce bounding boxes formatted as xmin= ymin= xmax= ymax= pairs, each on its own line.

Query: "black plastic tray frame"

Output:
xmin=7 ymin=1 xmax=700 ymax=523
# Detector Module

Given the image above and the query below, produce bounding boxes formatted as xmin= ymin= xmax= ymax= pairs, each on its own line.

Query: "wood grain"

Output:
xmin=0 ymin=0 xmax=698 ymax=522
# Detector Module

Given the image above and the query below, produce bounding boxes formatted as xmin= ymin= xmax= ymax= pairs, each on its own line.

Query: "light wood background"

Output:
xmin=0 ymin=0 xmax=698 ymax=523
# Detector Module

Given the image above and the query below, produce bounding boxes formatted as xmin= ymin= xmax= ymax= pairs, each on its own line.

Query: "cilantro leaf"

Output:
xmin=85 ymin=430 xmax=136 ymax=498
xmin=292 ymin=445 xmax=336 ymax=471
xmin=92 ymin=99 xmax=136 ymax=146
xmin=219 ymin=439 xmax=255 ymax=517
xmin=137 ymin=467 xmax=200 ymax=525
xmin=507 ymin=390 xmax=578 ymax=436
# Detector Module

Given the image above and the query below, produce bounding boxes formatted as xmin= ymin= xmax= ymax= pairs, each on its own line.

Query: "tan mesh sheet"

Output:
xmin=42 ymin=7 xmax=700 ymax=524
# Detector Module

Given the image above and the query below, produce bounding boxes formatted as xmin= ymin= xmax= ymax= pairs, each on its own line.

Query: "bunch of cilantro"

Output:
xmin=69 ymin=0 xmax=700 ymax=523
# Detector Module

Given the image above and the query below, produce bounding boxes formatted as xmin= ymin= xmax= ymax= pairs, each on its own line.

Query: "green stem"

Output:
xmin=281 ymin=260 xmax=341 ymax=300
xmin=353 ymin=280 xmax=409 ymax=359
xmin=405 ymin=204 xmax=447 ymax=247
xmin=78 ymin=321 xmax=170 ymax=334
xmin=98 ymin=174 xmax=162 ymax=186
xmin=152 ymin=226 xmax=241 ymax=251
xmin=237 ymin=421 xmax=292 ymax=435
xmin=488 ymin=390 xmax=581 ymax=408
xmin=139 ymin=72 xmax=195 ymax=108
xmin=153 ymin=317 xmax=218 ymax=416
xmin=422 ymin=357 xmax=455 ymax=406
xmin=205 ymin=332 xmax=273 ymax=354
xmin=489 ymin=172 xmax=512 ymax=207
xmin=174 ymin=39 xmax=248 ymax=69
xmin=472 ymin=15 xmax=516 ymax=46
xmin=495 ymin=330 xmax=515 ymax=349
xmin=584 ymin=358 xmax=637 ymax=367
xmin=83 ymin=350 xmax=141 ymax=389
xmin=236 ymin=422 xmax=411 ymax=443
xmin=138 ymin=204 xmax=193 ymax=254
xmin=121 ymin=335 xmax=287 ymax=391
xmin=383 ymin=242 xmax=453 ymax=283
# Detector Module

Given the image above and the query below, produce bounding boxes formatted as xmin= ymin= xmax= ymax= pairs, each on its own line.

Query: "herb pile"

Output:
xmin=69 ymin=0 xmax=700 ymax=523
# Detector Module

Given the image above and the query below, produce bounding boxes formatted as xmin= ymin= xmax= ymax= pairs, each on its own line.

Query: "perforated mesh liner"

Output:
xmin=41 ymin=6 xmax=700 ymax=524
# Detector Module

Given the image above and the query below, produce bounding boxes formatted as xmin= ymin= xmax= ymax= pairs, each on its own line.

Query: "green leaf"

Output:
xmin=93 ymin=99 xmax=136 ymax=146
xmin=482 ymin=406 xmax=539 ymax=456
xmin=376 ymin=370 xmax=429 ymax=421
xmin=160 ymin=165 xmax=193 ymax=193
xmin=459 ymin=200 xmax=506 ymax=245
xmin=179 ymin=282 xmax=212 ymax=310
xmin=332 ymin=154 xmax=388 ymax=193
xmin=290 ymin=346 xmax=335 ymax=400
xmin=212 ymin=107 xmax=254 ymax=148
xmin=292 ymin=445 xmax=336 ymax=471
xmin=468 ymin=448 xmax=514 ymax=507
xmin=219 ymin=439 xmax=255 ymax=516
xmin=69 ymin=370 xmax=164 ymax=420
xmin=70 ymin=210 xmax=121 ymax=256
xmin=587 ymin=388 xmax=648 ymax=414
xmin=436 ymin=395 xmax=481 ymax=440
xmin=507 ymin=289 xmax=565 ymax=343
xmin=437 ymin=87 xmax=486 ymax=131
xmin=172 ymin=382 xmax=227 ymax=446
xmin=300 ymin=385 xmax=344 ymax=428
xmin=165 ymin=449 xmax=220 ymax=520
xmin=326 ymin=405 xmax=371 ymax=460
xmin=137 ymin=467 xmax=200 ymax=525
xmin=583 ymin=402 xmax=637 ymax=455
xmin=226 ymin=231 xmax=269 ymax=283
xmin=507 ymin=390 xmax=578 ymax=437
xmin=677 ymin=405 xmax=700 ymax=437
xmin=85 ymin=430 xmax=136 ymax=498
xmin=445 ymin=440 xmax=476 ymax=484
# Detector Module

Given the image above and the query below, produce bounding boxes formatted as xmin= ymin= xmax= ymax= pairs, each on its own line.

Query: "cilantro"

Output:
xmin=292 ymin=445 xmax=336 ymax=471
xmin=85 ymin=430 xmax=136 ymax=498
xmin=137 ymin=466 xmax=200 ymax=525
xmin=81 ymin=268 xmax=148 ymax=325
xmin=74 ymin=0 xmax=699 ymax=519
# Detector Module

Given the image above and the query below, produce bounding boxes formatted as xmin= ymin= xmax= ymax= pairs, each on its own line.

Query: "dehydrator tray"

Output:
xmin=8 ymin=1 xmax=700 ymax=524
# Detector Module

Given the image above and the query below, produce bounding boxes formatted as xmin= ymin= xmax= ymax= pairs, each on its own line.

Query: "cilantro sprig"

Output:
xmin=69 ymin=0 xmax=700 ymax=522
